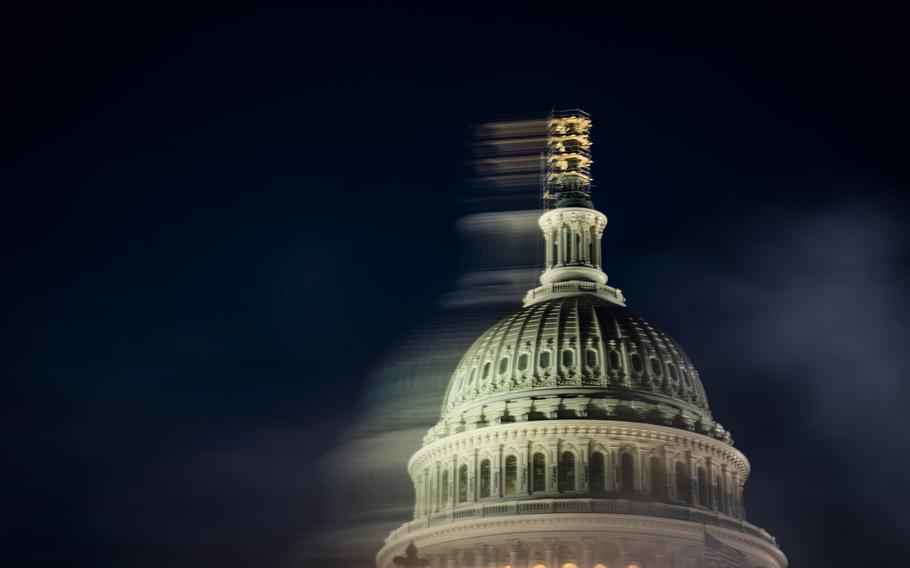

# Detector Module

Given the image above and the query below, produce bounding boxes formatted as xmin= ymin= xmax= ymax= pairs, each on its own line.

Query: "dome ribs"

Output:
xmin=437 ymin=296 xmax=720 ymax=439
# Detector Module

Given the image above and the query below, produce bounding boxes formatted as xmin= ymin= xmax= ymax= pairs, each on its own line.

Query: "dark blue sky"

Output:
xmin=5 ymin=7 xmax=910 ymax=568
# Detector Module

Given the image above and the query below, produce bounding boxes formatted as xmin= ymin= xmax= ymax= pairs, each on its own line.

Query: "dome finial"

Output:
xmin=543 ymin=109 xmax=594 ymax=210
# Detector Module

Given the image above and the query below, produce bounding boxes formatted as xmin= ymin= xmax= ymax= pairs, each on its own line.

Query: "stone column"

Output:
xmin=543 ymin=538 xmax=557 ymax=568
xmin=594 ymin=234 xmax=602 ymax=268
xmin=508 ymin=540 xmax=521 ymax=568
xmin=446 ymin=549 xmax=458 ymax=568
xmin=475 ymin=544 xmax=487 ymax=568
xmin=559 ymin=226 xmax=567 ymax=265
xmin=581 ymin=537 xmax=595 ymax=568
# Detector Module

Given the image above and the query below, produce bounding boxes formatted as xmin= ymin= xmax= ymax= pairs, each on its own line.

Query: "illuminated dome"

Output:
xmin=437 ymin=294 xmax=727 ymax=442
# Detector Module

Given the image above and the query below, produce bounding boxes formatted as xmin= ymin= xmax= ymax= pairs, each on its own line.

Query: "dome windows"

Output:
xmin=630 ymin=353 xmax=643 ymax=372
xmin=498 ymin=356 xmax=510 ymax=375
xmin=482 ymin=362 xmax=491 ymax=382
xmin=562 ymin=349 xmax=575 ymax=368
xmin=517 ymin=353 xmax=529 ymax=372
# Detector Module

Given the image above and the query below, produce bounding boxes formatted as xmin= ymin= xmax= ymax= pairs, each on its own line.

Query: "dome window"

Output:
xmin=650 ymin=358 xmax=663 ymax=376
xmin=675 ymin=462 xmax=690 ymax=503
xmin=620 ymin=453 xmax=635 ymax=492
xmin=468 ymin=368 xmax=476 ymax=386
xmin=697 ymin=467 xmax=709 ymax=507
xmin=630 ymin=353 xmax=643 ymax=372
xmin=562 ymin=349 xmax=575 ymax=368
xmin=498 ymin=356 xmax=509 ymax=375
xmin=532 ymin=452 xmax=546 ymax=492
xmin=504 ymin=455 xmax=518 ymax=495
xmin=668 ymin=364 xmax=679 ymax=381
xmin=539 ymin=351 xmax=551 ymax=369
xmin=482 ymin=362 xmax=491 ymax=381
xmin=440 ymin=470 xmax=449 ymax=506
xmin=650 ymin=456 xmax=665 ymax=497
xmin=608 ymin=351 xmax=621 ymax=370
xmin=517 ymin=353 xmax=529 ymax=372
xmin=458 ymin=464 xmax=468 ymax=503
xmin=479 ymin=459 xmax=491 ymax=498
xmin=585 ymin=349 xmax=598 ymax=368
xmin=559 ymin=451 xmax=576 ymax=492
xmin=589 ymin=452 xmax=605 ymax=495
xmin=681 ymin=370 xmax=692 ymax=387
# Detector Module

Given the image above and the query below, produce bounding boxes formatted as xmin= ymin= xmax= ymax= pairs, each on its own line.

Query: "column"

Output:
xmin=543 ymin=538 xmax=557 ymax=568
xmin=580 ymin=223 xmax=590 ymax=264
xmin=581 ymin=537 xmax=595 ymax=568
xmin=508 ymin=540 xmax=520 ymax=568
xmin=559 ymin=226 xmax=567 ymax=265
xmin=594 ymin=234 xmax=602 ymax=268
xmin=475 ymin=544 xmax=487 ymax=568
xmin=544 ymin=233 xmax=553 ymax=268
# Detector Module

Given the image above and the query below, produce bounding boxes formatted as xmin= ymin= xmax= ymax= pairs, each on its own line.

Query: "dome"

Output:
xmin=436 ymin=294 xmax=730 ymax=442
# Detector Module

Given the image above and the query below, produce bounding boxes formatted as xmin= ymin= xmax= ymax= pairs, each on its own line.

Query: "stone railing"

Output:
xmin=523 ymin=281 xmax=625 ymax=306
xmin=386 ymin=498 xmax=777 ymax=546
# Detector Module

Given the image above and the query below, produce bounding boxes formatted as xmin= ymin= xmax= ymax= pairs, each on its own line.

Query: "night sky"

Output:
xmin=6 ymin=7 xmax=910 ymax=568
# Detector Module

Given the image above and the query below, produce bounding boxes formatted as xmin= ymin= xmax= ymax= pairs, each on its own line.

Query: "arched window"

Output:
xmin=479 ymin=459 xmax=491 ymax=498
xmin=482 ymin=362 xmax=491 ymax=381
xmin=498 ymin=356 xmax=509 ymax=375
xmin=468 ymin=367 xmax=476 ymax=386
xmin=589 ymin=452 xmax=605 ymax=495
xmin=518 ymin=353 xmax=529 ymax=371
xmin=440 ymin=470 xmax=449 ymax=506
xmin=559 ymin=451 xmax=576 ymax=492
xmin=668 ymin=364 xmax=679 ymax=382
xmin=620 ymin=453 xmax=635 ymax=492
xmin=562 ymin=349 xmax=575 ymax=368
xmin=532 ymin=452 xmax=546 ymax=492
xmin=585 ymin=349 xmax=598 ymax=368
xmin=562 ymin=563 xmax=578 ymax=568
xmin=458 ymin=464 xmax=468 ymax=503
xmin=649 ymin=456 xmax=665 ymax=496
xmin=539 ymin=351 xmax=551 ymax=369
xmin=504 ymin=455 xmax=518 ymax=495
xmin=675 ymin=462 xmax=689 ymax=503
xmin=697 ymin=467 xmax=708 ymax=506
xmin=630 ymin=353 xmax=643 ymax=372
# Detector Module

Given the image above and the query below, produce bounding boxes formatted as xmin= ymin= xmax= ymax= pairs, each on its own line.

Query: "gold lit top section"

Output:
xmin=544 ymin=109 xmax=593 ymax=208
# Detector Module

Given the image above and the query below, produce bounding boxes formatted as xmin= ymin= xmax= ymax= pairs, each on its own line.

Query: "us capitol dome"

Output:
xmin=376 ymin=111 xmax=786 ymax=568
